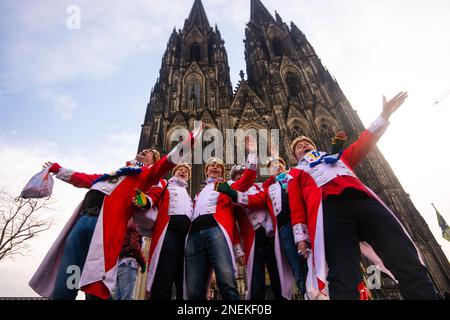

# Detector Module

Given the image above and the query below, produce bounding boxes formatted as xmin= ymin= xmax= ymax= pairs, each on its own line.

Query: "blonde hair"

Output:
xmin=205 ymin=157 xmax=226 ymax=178
xmin=291 ymin=136 xmax=317 ymax=158
xmin=172 ymin=162 xmax=192 ymax=180
xmin=141 ymin=148 xmax=160 ymax=163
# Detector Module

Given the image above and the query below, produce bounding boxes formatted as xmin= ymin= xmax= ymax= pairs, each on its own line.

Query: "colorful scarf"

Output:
xmin=276 ymin=172 xmax=289 ymax=190
xmin=308 ymin=151 xmax=343 ymax=168
xmin=93 ymin=165 xmax=143 ymax=185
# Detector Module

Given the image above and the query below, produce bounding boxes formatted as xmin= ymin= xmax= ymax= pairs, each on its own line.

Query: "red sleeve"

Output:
xmin=141 ymin=155 xmax=176 ymax=191
xmin=262 ymin=176 xmax=275 ymax=189
xmin=146 ymin=180 xmax=165 ymax=208
xmin=288 ymin=173 xmax=308 ymax=226
xmin=231 ymin=169 xmax=257 ymax=192
xmin=245 ymin=189 xmax=268 ymax=210
xmin=69 ymin=172 xmax=102 ymax=189
xmin=341 ymin=130 xmax=380 ymax=169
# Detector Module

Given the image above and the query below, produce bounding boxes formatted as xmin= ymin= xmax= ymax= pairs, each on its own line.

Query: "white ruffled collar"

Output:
xmin=206 ymin=177 xmax=223 ymax=184
xmin=169 ymin=176 xmax=188 ymax=188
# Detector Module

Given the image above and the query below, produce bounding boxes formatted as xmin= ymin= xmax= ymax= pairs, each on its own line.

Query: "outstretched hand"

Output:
xmin=192 ymin=122 xmax=204 ymax=142
xmin=245 ymin=135 xmax=258 ymax=155
xmin=331 ymin=131 xmax=348 ymax=154
xmin=43 ymin=162 xmax=53 ymax=169
xmin=381 ymin=91 xmax=408 ymax=120
xmin=43 ymin=162 xmax=61 ymax=174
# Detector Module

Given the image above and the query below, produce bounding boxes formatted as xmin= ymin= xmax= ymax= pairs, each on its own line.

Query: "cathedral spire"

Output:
xmin=250 ymin=0 xmax=275 ymax=25
xmin=185 ymin=0 xmax=210 ymax=30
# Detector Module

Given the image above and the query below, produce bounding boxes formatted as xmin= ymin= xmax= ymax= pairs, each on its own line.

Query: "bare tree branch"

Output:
xmin=0 ymin=190 xmax=53 ymax=262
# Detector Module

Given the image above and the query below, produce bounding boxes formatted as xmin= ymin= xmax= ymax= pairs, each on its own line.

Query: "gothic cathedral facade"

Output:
xmin=138 ymin=0 xmax=450 ymax=298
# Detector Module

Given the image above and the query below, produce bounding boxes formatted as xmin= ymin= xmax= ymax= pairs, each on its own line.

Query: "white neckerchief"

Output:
xmin=206 ymin=177 xmax=222 ymax=184
xmin=169 ymin=176 xmax=188 ymax=188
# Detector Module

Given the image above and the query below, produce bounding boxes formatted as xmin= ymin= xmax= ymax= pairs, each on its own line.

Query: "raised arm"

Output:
xmin=342 ymin=92 xmax=408 ymax=169
xmin=231 ymin=152 xmax=259 ymax=192
xmin=141 ymin=124 xmax=203 ymax=190
xmin=231 ymin=136 xmax=259 ymax=192
xmin=140 ymin=155 xmax=176 ymax=192
xmin=215 ymin=181 xmax=268 ymax=210
xmin=44 ymin=162 xmax=102 ymax=189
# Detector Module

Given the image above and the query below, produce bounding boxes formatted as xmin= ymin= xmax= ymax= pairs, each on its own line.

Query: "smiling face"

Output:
xmin=206 ymin=163 xmax=223 ymax=179
xmin=174 ymin=166 xmax=190 ymax=181
xmin=294 ymin=140 xmax=316 ymax=161
xmin=135 ymin=149 xmax=155 ymax=166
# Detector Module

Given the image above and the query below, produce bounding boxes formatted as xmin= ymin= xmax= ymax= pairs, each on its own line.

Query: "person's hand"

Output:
xmin=331 ymin=131 xmax=348 ymax=154
xmin=297 ymin=241 xmax=310 ymax=259
xmin=334 ymin=131 xmax=348 ymax=142
xmin=43 ymin=162 xmax=61 ymax=174
xmin=381 ymin=91 xmax=408 ymax=120
xmin=214 ymin=181 xmax=238 ymax=202
xmin=236 ymin=256 xmax=245 ymax=266
xmin=132 ymin=189 xmax=150 ymax=209
xmin=191 ymin=122 xmax=204 ymax=143
xmin=245 ymin=135 xmax=258 ymax=154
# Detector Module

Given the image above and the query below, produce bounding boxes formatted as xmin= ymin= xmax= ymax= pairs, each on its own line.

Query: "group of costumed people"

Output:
xmin=29 ymin=92 xmax=438 ymax=300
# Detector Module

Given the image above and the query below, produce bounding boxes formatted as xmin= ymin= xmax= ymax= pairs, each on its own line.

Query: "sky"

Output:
xmin=0 ymin=0 xmax=449 ymax=297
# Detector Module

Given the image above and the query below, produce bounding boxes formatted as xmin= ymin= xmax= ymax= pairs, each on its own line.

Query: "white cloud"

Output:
xmin=38 ymin=90 xmax=78 ymax=120
xmin=0 ymin=129 xmax=139 ymax=297
xmin=0 ymin=0 xmax=190 ymax=92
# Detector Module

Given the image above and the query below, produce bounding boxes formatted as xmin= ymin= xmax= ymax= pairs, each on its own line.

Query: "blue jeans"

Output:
xmin=279 ymin=223 xmax=307 ymax=296
xmin=52 ymin=214 xmax=99 ymax=300
xmin=185 ymin=226 xmax=240 ymax=300
xmin=114 ymin=259 xmax=138 ymax=300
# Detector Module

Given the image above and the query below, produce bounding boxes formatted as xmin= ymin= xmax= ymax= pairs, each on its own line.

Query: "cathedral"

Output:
xmin=138 ymin=0 xmax=450 ymax=299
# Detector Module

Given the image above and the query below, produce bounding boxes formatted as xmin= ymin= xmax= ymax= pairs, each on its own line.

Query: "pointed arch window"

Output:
xmin=188 ymin=82 xmax=201 ymax=109
xmin=191 ymin=43 xmax=201 ymax=62
xmin=285 ymin=72 xmax=301 ymax=97
xmin=184 ymin=73 xmax=203 ymax=111
xmin=272 ymin=38 xmax=284 ymax=57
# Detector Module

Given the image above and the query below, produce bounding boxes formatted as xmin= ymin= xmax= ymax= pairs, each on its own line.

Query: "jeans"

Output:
xmin=323 ymin=189 xmax=437 ymax=300
xmin=52 ymin=214 xmax=99 ymax=300
xmin=185 ymin=226 xmax=240 ymax=300
xmin=114 ymin=259 xmax=138 ymax=300
xmin=250 ymin=228 xmax=283 ymax=300
xmin=151 ymin=228 xmax=188 ymax=300
xmin=278 ymin=223 xmax=308 ymax=296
